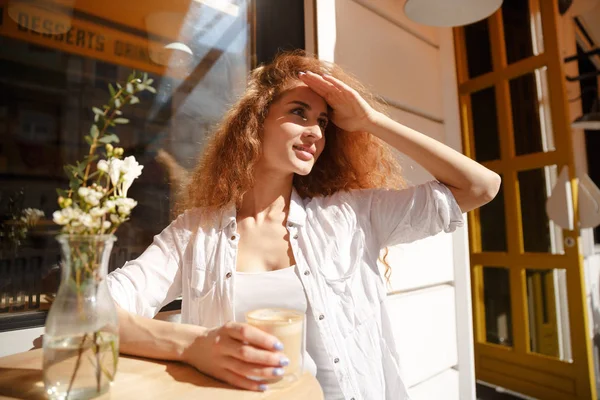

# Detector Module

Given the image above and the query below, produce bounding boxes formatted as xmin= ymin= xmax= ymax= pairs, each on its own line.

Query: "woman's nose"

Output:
xmin=305 ymin=123 xmax=323 ymax=139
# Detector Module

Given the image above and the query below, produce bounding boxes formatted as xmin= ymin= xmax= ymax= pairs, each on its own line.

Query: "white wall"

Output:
xmin=0 ymin=327 xmax=44 ymax=357
xmin=315 ymin=1 xmax=475 ymax=398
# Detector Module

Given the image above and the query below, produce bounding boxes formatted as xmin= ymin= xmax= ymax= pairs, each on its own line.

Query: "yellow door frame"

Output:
xmin=454 ymin=0 xmax=596 ymax=398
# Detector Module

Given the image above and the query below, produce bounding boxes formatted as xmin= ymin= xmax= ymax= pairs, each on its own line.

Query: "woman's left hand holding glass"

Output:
xmin=298 ymin=71 xmax=378 ymax=133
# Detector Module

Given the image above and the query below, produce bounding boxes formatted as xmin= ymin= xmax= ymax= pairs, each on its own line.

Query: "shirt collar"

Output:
xmin=218 ymin=186 xmax=307 ymax=230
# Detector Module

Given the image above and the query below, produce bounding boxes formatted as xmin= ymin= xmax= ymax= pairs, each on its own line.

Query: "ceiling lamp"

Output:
xmin=404 ymin=0 xmax=503 ymax=27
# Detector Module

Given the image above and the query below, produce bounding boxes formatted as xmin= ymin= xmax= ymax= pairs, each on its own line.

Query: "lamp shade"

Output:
xmin=404 ymin=0 xmax=503 ymax=27
xmin=572 ymin=98 xmax=600 ymax=130
xmin=8 ymin=0 xmax=74 ymax=35
xmin=571 ymin=112 xmax=600 ymax=130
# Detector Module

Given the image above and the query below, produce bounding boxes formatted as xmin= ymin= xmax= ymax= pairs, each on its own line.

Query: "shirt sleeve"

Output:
xmin=106 ymin=211 xmax=195 ymax=318
xmin=364 ymin=181 xmax=464 ymax=248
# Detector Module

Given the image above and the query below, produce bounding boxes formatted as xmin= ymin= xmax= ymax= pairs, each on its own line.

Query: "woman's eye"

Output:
xmin=318 ymin=119 xmax=328 ymax=130
xmin=291 ymin=108 xmax=306 ymax=119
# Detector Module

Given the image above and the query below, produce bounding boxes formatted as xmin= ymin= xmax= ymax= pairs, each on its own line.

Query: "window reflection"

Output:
xmin=0 ymin=0 xmax=250 ymax=316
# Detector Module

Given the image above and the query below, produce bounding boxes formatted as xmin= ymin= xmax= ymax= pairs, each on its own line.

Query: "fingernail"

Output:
xmin=298 ymin=71 xmax=306 ymax=77
xmin=279 ymin=357 xmax=290 ymax=367
xmin=273 ymin=341 xmax=284 ymax=351
xmin=273 ymin=368 xmax=284 ymax=376
xmin=258 ymin=384 xmax=268 ymax=391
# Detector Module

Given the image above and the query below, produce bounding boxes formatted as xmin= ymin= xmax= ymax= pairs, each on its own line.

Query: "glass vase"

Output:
xmin=43 ymin=234 xmax=119 ymax=399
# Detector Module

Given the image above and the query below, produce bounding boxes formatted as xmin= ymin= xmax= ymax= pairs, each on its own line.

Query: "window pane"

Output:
xmin=0 ymin=1 xmax=251 ymax=316
xmin=510 ymin=68 xmax=555 ymax=156
xmin=480 ymin=177 xmax=507 ymax=252
xmin=526 ymin=268 xmax=572 ymax=362
xmin=518 ymin=166 xmax=563 ymax=254
xmin=502 ymin=0 xmax=543 ymax=64
xmin=464 ymin=19 xmax=493 ymax=78
xmin=471 ymin=87 xmax=501 ymax=162
xmin=483 ymin=266 xmax=513 ymax=347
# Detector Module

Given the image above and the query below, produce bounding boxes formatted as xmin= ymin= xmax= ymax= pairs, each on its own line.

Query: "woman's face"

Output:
xmin=259 ymin=82 xmax=329 ymax=177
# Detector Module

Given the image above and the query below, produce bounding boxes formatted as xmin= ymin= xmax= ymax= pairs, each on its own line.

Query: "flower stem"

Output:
xmin=94 ymin=331 xmax=101 ymax=392
xmin=66 ymin=333 xmax=88 ymax=397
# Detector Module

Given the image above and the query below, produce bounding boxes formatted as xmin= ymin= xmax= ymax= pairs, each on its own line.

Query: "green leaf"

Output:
xmin=108 ymin=83 xmax=116 ymax=97
xmin=75 ymin=162 xmax=86 ymax=174
xmin=146 ymin=86 xmax=156 ymax=94
xmin=143 ymin=72 xmax=148 ymax=82
xmin=87 ymin=171 xmax=100 ymax=179
xmin=69 ymin=178 xmax=81 ymax=192
xmin=129 ymin=96 xmax=139 ymax=105
xmin=113 ymin=118 xmax=129 ymax=124
xmin=116 ymin=83 xmax=122 ymax=89
xmin=56 ymin=188 xmax=69 ymax=198
xmin=64 ymin=165 xmax=76 ymax=178
xmin=83 ymin=154 xmax=99 ymax=163
xmin=84 ymin=135 xmax=93 ymax=145
xmin=92 ymin=107 xmax=103 ymax=115
xmin=98 ymin=134 xmax=120 ymax=144
xmin=90 ymin=124 xmax=99 ymax=139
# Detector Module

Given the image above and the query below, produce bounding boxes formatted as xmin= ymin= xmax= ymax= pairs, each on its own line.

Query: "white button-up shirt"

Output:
xmin=107 ymin=181 xmax=463 ymax=400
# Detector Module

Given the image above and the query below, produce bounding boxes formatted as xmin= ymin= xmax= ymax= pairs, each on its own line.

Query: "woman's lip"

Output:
xmin=293 ymin=145 xmax=315 ymax=155
xmin=293 ymin=146 xmax=314 ymax=160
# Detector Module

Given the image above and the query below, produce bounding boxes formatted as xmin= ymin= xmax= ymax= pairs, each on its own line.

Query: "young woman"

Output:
xmin=107 ymin=52 xmax=500 ymax=400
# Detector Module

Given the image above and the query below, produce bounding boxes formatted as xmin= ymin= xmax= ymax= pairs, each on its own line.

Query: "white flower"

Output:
xmin=80 ymin=214 xmax=95 ymax=228
xmin=89 ymin=207 xmax=107 ymax=218
xmin=116 ymin=197 xmax=137 ymax=209
xmin=21 ymin=208 xmax=45 ymax=226
xmin=110 ymin=214 xmax=121 ymax=224
xmin=52 ymin=207 xmax=80 ymax=225
xmin=115 ymin=197 xmax=137 ymax=217
xmin=78 ymin=187 xmax=90 ymax=198
xmin=53 ymin=210 xmax=70 ymax=225
xmin=102 ymin=221 xmax=111 ymax=230
xmin=107 ymin=158 xmax=123 ymax=188
xmin=105 ymin=200 xmax=116 ymax=212
xmin=97 ymin=160 xmax=109 ymax=173
xmin=120 ymin=156 xmax=143 ymax=197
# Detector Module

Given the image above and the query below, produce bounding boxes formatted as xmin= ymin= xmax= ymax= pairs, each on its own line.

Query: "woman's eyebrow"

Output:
xmin=287 ymin=100 xmax=328 ymax=117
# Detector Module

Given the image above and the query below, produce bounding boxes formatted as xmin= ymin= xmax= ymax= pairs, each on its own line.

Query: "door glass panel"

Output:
xmin=464 ymin=19 xmax=493 ymax=79
xmin=518 ymin=166 xmax=564 ymax=254
xmin=471 ymin=86 xmax=501 ymax=162
xmin=510 ymin=68 xmax=555 ymax=156
xmin=526 ymin=268 xmax=572 ymax=362
xmin=0 ymin=1 xmax=251 ymax=316
xmin=502 ymin=0 xmax=544 ymax=64
xmin=480 ymin=176 xmax=507 ymax=252
xmin=484 ymin=266 xmax=513 ymax=347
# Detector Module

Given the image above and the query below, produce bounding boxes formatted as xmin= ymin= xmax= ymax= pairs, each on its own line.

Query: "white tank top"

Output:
xmin=234 ymin=267 xmax=344 ymax=399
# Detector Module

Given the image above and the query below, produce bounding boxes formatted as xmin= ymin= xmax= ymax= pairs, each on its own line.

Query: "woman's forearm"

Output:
xmin=117 ymin=306 xmax=205 ymax=362
xmin=366 ymin=111 xmax=501 ymax=212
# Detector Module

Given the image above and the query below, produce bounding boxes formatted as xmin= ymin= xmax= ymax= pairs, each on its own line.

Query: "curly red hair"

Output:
xmin=177 ymin=51 xmax=404 ymax=280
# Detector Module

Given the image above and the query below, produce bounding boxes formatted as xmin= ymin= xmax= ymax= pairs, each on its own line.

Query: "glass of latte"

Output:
xmin=246 ymin=308 xmax=305 ymax=388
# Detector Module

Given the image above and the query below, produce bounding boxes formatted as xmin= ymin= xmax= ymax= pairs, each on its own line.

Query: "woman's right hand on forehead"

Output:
xmin=182 ymin=321 xmax=288 ymax=392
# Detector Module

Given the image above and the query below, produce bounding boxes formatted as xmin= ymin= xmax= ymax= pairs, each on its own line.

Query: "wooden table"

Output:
xmin=0 ymin=349 xmax=323 ymax=399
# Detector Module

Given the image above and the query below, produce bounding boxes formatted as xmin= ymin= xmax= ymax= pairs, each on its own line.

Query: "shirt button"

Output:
xmin=293 ymin=234 xmax=299 ymax=239
xmin=304 ymin=270 xmax=310 ymax=276
xmin=318 ymin=314 xmax=324 ymax=320
xmin=334 ymin=357 xmax=340 ymax=363
xmin=225 ymin=272 xmax=232 ymax=279
xmin=288 ymin=222 xmax=293 ymax=227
